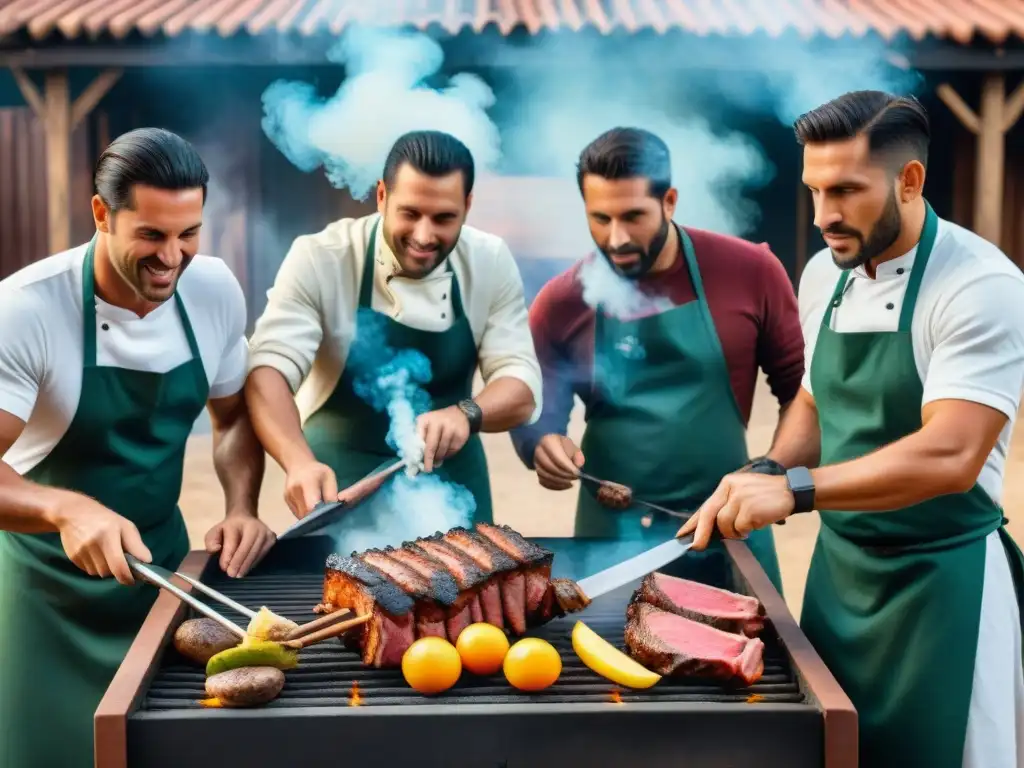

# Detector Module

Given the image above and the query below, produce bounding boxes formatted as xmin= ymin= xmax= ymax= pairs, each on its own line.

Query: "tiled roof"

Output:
xmin=0 ymin=0 xmax=1021 ymax=44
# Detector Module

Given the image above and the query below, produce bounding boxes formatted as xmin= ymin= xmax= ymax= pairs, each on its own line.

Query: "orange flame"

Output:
xmin=199 ymin=698 xmax=223 ymax=708
xmin=746 ymin=694 xmax=764 ymax=704
xmin=349 ymin=681 xmax=364 ymax=707
xmin=609 ymin=690 xmax=623 ymax=705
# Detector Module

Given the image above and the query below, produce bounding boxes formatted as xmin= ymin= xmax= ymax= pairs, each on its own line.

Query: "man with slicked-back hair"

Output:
xmin=680 ymin=90 xmax=1024 ymax=768
xmin=0 ymin=127 xmax=272 ymax=767
xmin=246 ymin=130 xmax=541 ymax=537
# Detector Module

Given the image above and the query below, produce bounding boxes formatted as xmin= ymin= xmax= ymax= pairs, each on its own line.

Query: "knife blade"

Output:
xmin=575 ymin=534 xmax=697 ymax=601
xmin=277 ymin=458 xmax=409 ymax=541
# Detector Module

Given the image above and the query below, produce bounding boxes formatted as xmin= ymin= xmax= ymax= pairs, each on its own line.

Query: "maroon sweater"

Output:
xmin=509 ymin=227 xmax=806 ymax=467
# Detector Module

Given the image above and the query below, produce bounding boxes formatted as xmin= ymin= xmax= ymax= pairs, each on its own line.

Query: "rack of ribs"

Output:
xmin=321 ymin=523 xmax=592 ymax=667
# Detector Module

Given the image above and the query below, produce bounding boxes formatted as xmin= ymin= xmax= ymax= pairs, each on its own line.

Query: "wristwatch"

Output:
xmin=785 ymin=466 xmax=816 ymax=514
xmin=456 ymin=399 xmax=483 ymax=434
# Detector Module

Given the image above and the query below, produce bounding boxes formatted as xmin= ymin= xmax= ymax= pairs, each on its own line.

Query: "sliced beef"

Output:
xmin=442 ymin=528 xmax=520 ymax=632
xmin=474 ymin=522 xmax=554 ymax=625
xmin=357 ymin=550 xmax=447 ymax=639
xmin=322 ymin=555 xmax=415 ymax=668
xmin=407 ymin=537 xmax=488 ymax=642
xmin=630 ymin=572 xmax=765 ymax=636
xmin=624 ymin=602 xmax=764 ymax=686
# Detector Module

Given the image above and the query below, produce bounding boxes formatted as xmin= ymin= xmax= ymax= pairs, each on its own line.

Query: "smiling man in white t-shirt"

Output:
xmin=0 ymin=128 xmax=274 ymax=768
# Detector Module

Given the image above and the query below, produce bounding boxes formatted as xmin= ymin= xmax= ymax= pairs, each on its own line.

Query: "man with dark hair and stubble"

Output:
xmin=0 ymin=127 xmax=273 ymax=767
xmin=509 ymin=127 xmax=806 ymax=591
xmin=679 ymin=90 xmax=1024 ymax=767
xmin=246 ymin=130 xmax=540 ymax=530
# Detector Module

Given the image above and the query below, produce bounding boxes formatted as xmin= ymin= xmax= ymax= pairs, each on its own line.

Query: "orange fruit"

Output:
xmin=456 ymin=623 xmax=510 ymax=675
xmin=401 ymin=637 xmax=462 ymax=695
xmin=503 ymin=637 xmax=562 ymax=691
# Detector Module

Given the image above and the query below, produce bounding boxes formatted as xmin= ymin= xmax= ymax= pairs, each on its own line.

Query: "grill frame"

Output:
xmin=95 ymin=536 xmax=856 ymax=768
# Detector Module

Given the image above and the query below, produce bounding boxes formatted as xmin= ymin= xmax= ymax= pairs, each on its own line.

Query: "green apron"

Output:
xmin=302 ymin=218 xmax=492 ymax=533
xmin=0 ymin=237 xmax=206 ymax=768
xmin=576 ymin=225 xmax=783 ymax=593
xmin=801 ymin=202 xmax=1024 ymax=768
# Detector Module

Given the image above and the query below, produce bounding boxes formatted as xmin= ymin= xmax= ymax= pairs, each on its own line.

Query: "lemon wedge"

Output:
xmin=571 ymin=620 xmax=661 ymax=689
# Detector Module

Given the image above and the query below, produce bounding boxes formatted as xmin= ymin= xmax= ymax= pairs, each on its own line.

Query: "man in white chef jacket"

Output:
xmin=245 ymin=129 xmax=542 ymax=527
xmin=679 ymin=90 xmax=1024 ymax=768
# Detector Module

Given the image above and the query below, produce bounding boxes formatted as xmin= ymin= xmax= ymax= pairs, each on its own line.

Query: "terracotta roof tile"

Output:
xmin=1 ymin=0 xmax=1022 ymax=42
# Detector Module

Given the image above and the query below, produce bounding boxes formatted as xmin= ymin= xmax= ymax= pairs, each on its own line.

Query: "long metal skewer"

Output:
xmin=173 ymin=572 xmax=257 ymax=619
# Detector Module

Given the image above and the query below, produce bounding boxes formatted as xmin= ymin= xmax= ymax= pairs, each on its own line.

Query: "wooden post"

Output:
xmin=795 ymin=177 xmax=810 ymax=283
xmin=937 ymin=74 xmax=1024 ymax=248
xmin=9 ymin=67 xmax=123 ymax=254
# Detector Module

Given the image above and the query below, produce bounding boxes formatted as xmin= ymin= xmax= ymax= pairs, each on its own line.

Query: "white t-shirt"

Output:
xmin=0 ymin=243 xmax=250 ymax=475
xmin=798 ymin=216 xmax=1024 ymax=504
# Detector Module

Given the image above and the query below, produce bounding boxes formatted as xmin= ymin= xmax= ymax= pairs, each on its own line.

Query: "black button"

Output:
xmin=442 ymin=293 xmax=447 ymax=299
xmin=101 ymin=323 xmax=109 ymax=331
xmin=441 ymin=312 xmax=446 ymax=319
xmin=896 ymin=268 xmax=905 ymax=275
xmin=886 ymin=303 xmax=894 ymax=310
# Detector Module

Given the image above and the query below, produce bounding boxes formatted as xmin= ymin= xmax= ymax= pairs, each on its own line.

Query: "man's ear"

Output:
xmin=376 ymin=180 xmax=386 ymax=214
xmin=899 ymin=160 xmax=926 ymax=203
xmin=92 ymin=195 xmax=111 ymax=233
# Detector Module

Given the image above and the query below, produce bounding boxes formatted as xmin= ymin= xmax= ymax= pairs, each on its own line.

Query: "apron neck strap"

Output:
xmin=898 ymin=201 xmax=938 ymax=333
xmin=820 ymin=200 xmax=938 ymax=333
xmin=676 ymin=224 xmax=707 ymax=305
xmin=81 ymin=235 xmax=203 ymax=367
xmin=360 ymin=216 xmax=466 ymax=318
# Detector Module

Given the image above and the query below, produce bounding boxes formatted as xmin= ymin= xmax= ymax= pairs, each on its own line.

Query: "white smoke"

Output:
xmin=261 ymin=26 xmax=500 ymax=201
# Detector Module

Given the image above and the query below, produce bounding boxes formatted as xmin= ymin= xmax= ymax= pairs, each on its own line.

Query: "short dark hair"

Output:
xmin=793 ymin=90 xmax=930 ymax=170
xmin=576 ymin=127 xmax=672 ymax=198
xmin=93 ymin=127 xmax=209 ymax=212
xmin=382 ymin=130 xmax=475 ymax=196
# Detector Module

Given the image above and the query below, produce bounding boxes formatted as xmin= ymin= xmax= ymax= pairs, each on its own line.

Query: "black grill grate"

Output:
xmin=143 ymin=571 xmax=807 ymax=710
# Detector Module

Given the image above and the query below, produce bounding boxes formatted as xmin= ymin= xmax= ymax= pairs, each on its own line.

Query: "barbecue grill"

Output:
xmin=96 ymin=535 xmax=856 ymax=768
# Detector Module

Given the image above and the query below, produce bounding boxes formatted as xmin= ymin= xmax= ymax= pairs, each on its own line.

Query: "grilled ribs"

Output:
xmin=320 ymin=523 xmax=591 ymax=667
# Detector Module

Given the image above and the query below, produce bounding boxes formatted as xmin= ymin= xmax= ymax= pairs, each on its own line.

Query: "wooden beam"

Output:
xmin=1003 ymin=79 xmax=1024 ymax=133
xmin=9 ymin=66 xmax=46 ymax=119
xmin=936 ymin=84 xmax=980 ymax=134
xmin=70 ymin=68 xmax=122 ymax=130
xmin=975 ymin=74 xmax=1006 ymax=246
xmin=44 ymin=70 xmax=71 ymax=255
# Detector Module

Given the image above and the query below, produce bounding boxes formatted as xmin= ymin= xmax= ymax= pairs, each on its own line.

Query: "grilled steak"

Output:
xmin=442 ymin=528 xmax=519 ymax=630
xmin=624 ymin=602 xmax=764 ymax=685
xmin=630 ymin=572 xmax=765 ymax=636
xmin=322 ymin=554 xmax=415 ymax=668
xmin=320 ymin=525 xmax=588 ymax=667
xmin=474 ymin=522 xmax=555 ymax=625
xmin=596 ymin=481 xmax=632 ymax=509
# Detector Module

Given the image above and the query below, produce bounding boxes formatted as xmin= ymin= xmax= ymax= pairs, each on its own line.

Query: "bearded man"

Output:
xmin=509 ymin=127 xmax=804 ymax=591
xmin=245 ymin=130 xmax=541 ymax=527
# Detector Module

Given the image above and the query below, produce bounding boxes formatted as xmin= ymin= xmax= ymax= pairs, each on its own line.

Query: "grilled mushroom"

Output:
xmin=596 ymin=481 xmax=633 ymax=510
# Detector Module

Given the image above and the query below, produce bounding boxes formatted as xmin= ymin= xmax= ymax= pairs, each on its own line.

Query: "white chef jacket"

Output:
xmin=799 ymin=215 xmax=1024 ymax=768
xmin=247 ymin=213 xmax=543 ymax=425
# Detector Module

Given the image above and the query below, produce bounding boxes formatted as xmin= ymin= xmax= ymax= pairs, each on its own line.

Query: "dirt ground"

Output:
xmin=179 ymin=375 xmax=1024 ymax=619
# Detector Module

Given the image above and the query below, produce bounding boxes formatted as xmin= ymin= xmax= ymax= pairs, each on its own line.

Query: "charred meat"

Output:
xmin=596 ymin=481 xmax=632 ymax=509
xmin=629 ymin=572 xmax=765 ymax=636
xmin=624 ymin=602 xmax=764 ymax=686
xmin=320 ymin=524 xmax=589 ymax=668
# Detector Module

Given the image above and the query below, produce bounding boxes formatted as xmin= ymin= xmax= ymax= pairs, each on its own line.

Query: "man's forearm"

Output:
xmin=810 ymin=429 xmax=973 ymax=512
xmin=0 ymin=462 xmax=65 ymax=534
xmin=209 ymin=397 xmax=266 ymax=517
xmin=244 ymin=367 xmax=317 ymax=473
xmin=766 ymin=389 xmax=821 ymax=469
xmin=474 ymin=377 xmax=536 ymax=432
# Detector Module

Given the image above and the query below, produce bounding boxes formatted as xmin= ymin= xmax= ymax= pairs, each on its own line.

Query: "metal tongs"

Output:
xmin=125 ymin=555 xmax=369 ymax=648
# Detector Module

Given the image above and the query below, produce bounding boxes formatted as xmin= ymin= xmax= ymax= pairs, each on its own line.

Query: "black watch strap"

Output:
xmin=457 ymin=399 xmax=483 ymax=434
xmin=786 ymin=466 xmax=816 ymax=514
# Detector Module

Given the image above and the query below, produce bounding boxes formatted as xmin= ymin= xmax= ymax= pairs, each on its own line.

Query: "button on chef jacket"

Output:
xmin=799 ymin=216 xmax=1024 ymax=768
